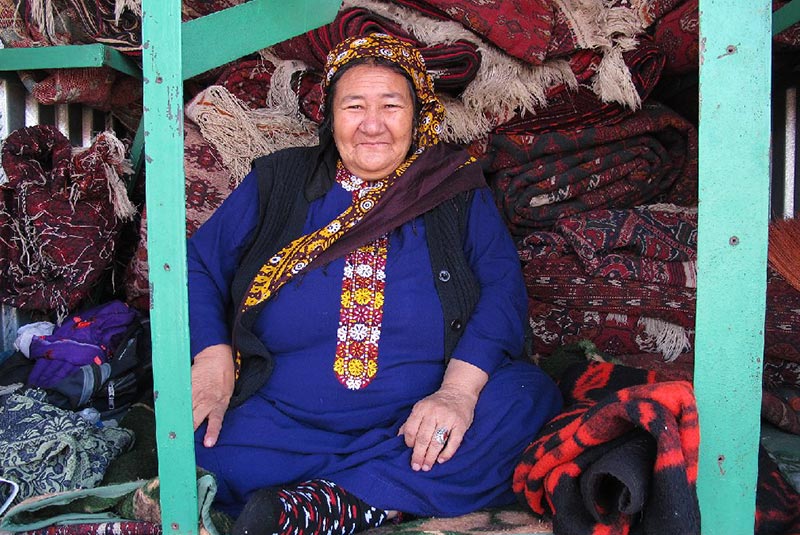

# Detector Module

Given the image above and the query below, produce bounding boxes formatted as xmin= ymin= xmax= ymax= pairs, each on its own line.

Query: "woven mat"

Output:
xmin=363 ymin=506 xmax=553 ymax=535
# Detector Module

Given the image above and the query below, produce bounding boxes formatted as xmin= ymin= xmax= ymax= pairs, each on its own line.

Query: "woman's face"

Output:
xmin=331 ymin=64 xmax=415 ymax=181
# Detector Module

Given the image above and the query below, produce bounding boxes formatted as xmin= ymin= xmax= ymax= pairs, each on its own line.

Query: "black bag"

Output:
xmin=45 ymin=318 xmax=153 ymax=420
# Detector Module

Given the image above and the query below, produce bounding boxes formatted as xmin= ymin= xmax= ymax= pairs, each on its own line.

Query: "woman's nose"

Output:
xmin=359 ymin=108 xmax=385 ymax=134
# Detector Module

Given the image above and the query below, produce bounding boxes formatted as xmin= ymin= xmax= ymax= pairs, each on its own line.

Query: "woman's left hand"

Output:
xmin=398 ymin=359 xmax=488 ymax=471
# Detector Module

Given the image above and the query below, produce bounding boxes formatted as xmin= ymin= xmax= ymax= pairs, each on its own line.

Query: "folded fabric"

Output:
xmin=266 ymin=1 xmax=615 ymax=142
xmin=14 ymin=322 xmax=55 ymax=358
xmin=0 ymin=468 xmax=232 ymax=535
xmin=124 ymin=118 xmax=235 ymax=310
xmin=0 ymin=388 xmax=134 ymax=508
xmin=521 ymin=205 xmax=800 ymax=368
xmin=28 ymin=301 xmax=139 ymax=388
xmin=0 ymin=126 xmax=134 ymax=318
xmin=270 ymin=5 xmax=481 ymax=95
xmin=514 ymin=361 xmax=700 ymax=535
xmin=514 ymin=360 xmax=800 ymax=534
xmin=527 ymin=299 xmax=694 ymax=364
xmin=392 ymin=0 xmax=555 ymax=65
xmin=483 ymin=102 xmax=698 ymax=236
xmin=393 ymin=0 xmax=653 ymax=65
xmin=495 ymin=39 xmax=665 ymax=136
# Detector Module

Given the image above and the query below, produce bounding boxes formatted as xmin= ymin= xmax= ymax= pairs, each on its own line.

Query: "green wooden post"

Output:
xmin=695 ymin=0 xmax=771 ymax=532
xmin=141 ymin=0 xmax=199 ymax=533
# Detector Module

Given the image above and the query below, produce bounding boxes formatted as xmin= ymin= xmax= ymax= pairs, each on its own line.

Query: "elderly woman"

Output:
xmin=188 ymin=33 xmax=562 ymax=535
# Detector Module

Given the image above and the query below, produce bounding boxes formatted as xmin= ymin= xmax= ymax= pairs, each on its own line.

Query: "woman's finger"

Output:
xmin=436 ymin=425 xmax=465 ymax=463
xmin=420 ymin=425 xmax=451 ymax=470
xmin=202 ymin=406 xmax=225 ymax=447
xmin=410 ymin=417 xmax=438 ymax=470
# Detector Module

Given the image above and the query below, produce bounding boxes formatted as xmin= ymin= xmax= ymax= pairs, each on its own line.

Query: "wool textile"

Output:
xmin=483 ymin=102 xmax=698 ymax=237
xmin=513 ymin=360 xmax=800 ymax=534
xmin=494 ymin=39 xmax=665 ymax=136
xmin=513 ymin=361 xmax=701 ymax=535
xmin=270 ymin=6 xmax=481 ymax=95
xmin=0 ymin=125 xmax=132 ymax=318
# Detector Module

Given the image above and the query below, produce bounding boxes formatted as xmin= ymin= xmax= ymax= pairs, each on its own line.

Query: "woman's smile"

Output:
xmin=331 ymin=64 xmax=415 ymax=181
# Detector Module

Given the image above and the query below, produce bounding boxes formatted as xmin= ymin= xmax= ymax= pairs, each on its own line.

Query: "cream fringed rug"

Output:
xmin=364 ymin=506 xmax=554 ymax=535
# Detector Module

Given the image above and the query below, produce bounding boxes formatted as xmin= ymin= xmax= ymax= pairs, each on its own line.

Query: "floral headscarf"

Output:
xmin=322 ymin=33 xmax=445 ymax=148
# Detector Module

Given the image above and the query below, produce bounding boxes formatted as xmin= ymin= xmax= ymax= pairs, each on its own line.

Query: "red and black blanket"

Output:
xmin=513 ymin=361 xmax=800 ymax=535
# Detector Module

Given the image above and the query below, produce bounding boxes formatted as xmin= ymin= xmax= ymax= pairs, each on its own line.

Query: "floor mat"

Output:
xmin=363 ymin=505 xmax=553 ymax=535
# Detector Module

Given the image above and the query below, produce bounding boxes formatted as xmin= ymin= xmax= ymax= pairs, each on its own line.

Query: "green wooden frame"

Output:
xmin=695 ymin=0 xmax=772 ymax=532
xmin=0 ymin=43 xmax=141 ymax=77
xmin=3 ymin=0 xmax=800 ymax=532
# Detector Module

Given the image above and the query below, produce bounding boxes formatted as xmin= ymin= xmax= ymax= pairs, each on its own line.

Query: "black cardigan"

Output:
xmin=228 ymin=145 xmax=480 ymax=407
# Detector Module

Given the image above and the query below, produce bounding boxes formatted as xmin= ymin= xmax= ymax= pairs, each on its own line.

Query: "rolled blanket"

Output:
xmin=483 ymin=101 xmax=698 ymax=236
xmin=513 ymin=361 xmax=700 ymax=535
xmin=29 ymin=67 xmax=142 ymax=132
xmin=270 ymin=5 xmax=481 ymax=95
xmin=514 ymin=360 xmax=800 ymax=534
xmin=124 ymin=118 xmax=235 ymax=310
xmin=0 ymin=125 xmax=134 ymax=318
xmin=495 ymin=38 xmax=665 ymax=136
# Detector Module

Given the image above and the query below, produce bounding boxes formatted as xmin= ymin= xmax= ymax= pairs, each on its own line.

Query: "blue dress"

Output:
xmin=187 ymin=169 xmax=562 ymax=518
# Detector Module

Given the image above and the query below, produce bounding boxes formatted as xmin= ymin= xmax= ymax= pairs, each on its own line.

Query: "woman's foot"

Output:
xmin=232 ymin=479 xmax=390 ymax=535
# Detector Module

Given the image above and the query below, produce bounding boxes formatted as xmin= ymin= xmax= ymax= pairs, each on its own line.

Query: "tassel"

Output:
xmin=114 ymin=0 xmax=141 ymax=22
xmin=26 ymin=0 xmax=56 ymax=40
xmin=592 ymin=45 xmax=642 ymax=109
xmin=71 ymin=132 xmax=136 ymax=221
xmin=185 ymin=84 xmax=318 ymax=184
xmin=638 ymin=317 xmax=690 ymax=362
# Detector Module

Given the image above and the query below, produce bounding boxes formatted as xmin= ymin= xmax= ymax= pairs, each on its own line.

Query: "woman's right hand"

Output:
xmin=191 ymin=344 xmax=235 ymax=447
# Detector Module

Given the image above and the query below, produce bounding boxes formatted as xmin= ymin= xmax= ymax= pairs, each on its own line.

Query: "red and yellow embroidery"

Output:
xmin=333 ymin=170 xmax=388 ymax=389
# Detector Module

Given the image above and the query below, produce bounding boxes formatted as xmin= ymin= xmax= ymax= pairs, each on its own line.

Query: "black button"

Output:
xmin=450 ymin=319 xmax=462 ymax=331
xmin=438 ymin=270 xmax=451 ymax=282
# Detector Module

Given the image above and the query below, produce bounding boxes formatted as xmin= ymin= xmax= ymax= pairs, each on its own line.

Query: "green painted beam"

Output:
xmin=180 ymin=0 xmax=342 ymax=80
xmin=0 ymin=44 xmax=141 ymax=77
xmin=129 ymin=120 xmax=146 ymax=189
xmin=773 ymin=0 xmax=800 ymax=35
xmin=141 ymin=1 xmax=199 ymax=533
xmin=695 ymin=0 xmax=771 ymax=533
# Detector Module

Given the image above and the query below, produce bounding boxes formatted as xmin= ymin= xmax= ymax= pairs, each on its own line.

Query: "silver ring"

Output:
xmin=433 ymin=427 xmax=449 ymax=445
